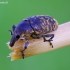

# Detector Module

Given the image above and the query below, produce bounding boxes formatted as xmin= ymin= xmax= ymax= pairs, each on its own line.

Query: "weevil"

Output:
xmin=9 ymin=15 xmax=58 ymax=59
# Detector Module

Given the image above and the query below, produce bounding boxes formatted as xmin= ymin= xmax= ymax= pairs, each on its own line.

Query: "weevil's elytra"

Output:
xmin=9 ymin=15 xmax=58 ymax=59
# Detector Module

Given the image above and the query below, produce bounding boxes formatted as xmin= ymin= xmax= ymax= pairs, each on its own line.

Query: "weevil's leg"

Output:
xmin=8 ymin=30 xmax=13 ymax=35
xmin=12 ymin=25 xmax=16 ymax=32
xmin=21 ymin=41 xmax=29 ymax=59
xmin=42 ymin=34 xmax=54 ymax=48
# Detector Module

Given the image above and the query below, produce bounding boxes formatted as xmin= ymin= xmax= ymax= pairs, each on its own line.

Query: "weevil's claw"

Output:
xmin=47 ymin=39 xmax=53 ymax=48
xmin=44 ymin=39 xmax=53 ymax=48
xmin=21 ymin=50 xmax=24 ymax=59
xmin=49 ymin=40 xmax=53 ymax=48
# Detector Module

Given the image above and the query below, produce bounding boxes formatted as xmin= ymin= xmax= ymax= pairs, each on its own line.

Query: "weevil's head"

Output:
xmin=9 ymin=29 xmax=22 ymax=47
xmin=9 ymin=20 xmax=32 ymax=47
xmin=9 ymin=22 xmax=25 ymax=47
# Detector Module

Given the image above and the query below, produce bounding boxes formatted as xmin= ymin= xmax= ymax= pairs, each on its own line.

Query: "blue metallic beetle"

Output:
xmin=9 ymin=15 xmax=58 ymax=58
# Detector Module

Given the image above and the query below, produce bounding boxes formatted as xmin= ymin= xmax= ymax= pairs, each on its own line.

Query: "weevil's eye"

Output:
xmin=16 ymin=35 xmax=20 ymax=39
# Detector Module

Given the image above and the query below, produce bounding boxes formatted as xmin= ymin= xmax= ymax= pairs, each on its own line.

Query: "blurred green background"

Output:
xmin=0 ymin=0 xmax=70 ymax=70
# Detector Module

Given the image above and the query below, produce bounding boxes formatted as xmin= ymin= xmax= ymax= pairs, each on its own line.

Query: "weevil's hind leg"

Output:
xmin=12 ymin=25 xmax=16 ymax=32
xmin=21 ymin=41 xmax=29 ymax=59
xmin=43 ymin=34 xmax=54 ymax=48
xmin=8 ymin=30 xmax=13 ymax=35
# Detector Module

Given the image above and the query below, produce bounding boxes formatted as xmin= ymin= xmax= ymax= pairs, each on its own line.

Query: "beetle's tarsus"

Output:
xmin=8 ymin=30 xmax=13 ymax=35
xmin=21 ymin=47 xmax=27 ymax=59
xmin=21 ymin=41 xmax=29 ymax=59
xmin=43 ymin=34 xmax=54 ymax=48
xmin=46 ymin=39 xmax=53 ymax=48
xmin=21 ymin=50 xmax=24 ymax=59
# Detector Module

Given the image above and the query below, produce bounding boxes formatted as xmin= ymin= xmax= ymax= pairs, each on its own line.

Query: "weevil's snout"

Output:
xmin=9 ymin=41 xmax=15 ymax=47
xmin=9 ymin=34 xmax=20 ymax=47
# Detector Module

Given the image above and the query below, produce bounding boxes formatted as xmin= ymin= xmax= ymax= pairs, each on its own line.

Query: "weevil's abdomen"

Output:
xmin=27 ymin=15 xmax=58 ymax=34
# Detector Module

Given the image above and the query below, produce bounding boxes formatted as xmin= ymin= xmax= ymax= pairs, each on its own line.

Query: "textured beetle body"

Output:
xmin=9 ymin=15 xmax=58 ymax=58
xmin=27 ymin=15 xmax=58 ymax=34
xmin=19 ymin=15 xmax=58 ymax=34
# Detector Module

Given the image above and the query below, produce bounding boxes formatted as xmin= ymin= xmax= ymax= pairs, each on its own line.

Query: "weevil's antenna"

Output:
xmin=8 ymin=30 xmax=13 ymax=35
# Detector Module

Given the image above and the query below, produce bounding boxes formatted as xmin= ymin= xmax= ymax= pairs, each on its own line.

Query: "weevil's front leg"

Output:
xmin=21 ymin=41 xmax=29 ymax=59
xmin=42 ymin=34 xmax=54 ymax=48
xmin=8 ymin=30 xmax=13 ymax=35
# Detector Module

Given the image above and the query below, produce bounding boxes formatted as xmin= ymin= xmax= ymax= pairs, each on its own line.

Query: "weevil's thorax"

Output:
xmin=15 ymin=20 xmax=33 ymax=38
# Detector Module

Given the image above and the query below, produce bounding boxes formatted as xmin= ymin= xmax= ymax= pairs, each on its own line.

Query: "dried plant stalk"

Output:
xmin=7 ymin=22 xmax=70 ymax=61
